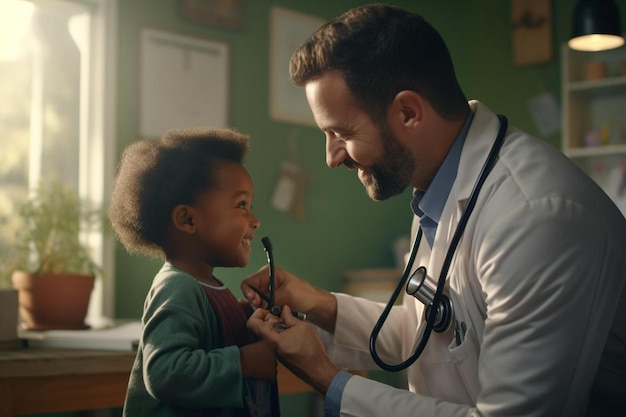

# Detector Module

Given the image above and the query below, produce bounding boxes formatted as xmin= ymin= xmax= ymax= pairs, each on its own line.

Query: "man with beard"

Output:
xmin=244 ymin=4 xmax=626 ymax=417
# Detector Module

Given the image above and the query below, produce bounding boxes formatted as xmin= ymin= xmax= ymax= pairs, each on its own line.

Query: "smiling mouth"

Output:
xmin=243 ymin=237 xmax=253 ymax=247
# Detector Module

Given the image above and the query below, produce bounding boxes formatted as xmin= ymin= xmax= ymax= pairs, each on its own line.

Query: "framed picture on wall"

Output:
xmin=139 ymin=28 xmax=229 ymax=138
xmin=269 ymin=7 xmax=324 ymax=126
xmin=511 ymin=0 xmax=553 ymax=66
xmin=180 ymin=0 xmax=242 ymax=29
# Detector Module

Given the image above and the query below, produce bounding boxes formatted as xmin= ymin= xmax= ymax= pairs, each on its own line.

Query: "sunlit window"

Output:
xmin=0 ymin=0 xmax=117 ymax=323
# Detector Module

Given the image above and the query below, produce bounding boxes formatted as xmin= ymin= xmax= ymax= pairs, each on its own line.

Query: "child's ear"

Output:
xmin=172 ymin=204 xmax=195 ymax=233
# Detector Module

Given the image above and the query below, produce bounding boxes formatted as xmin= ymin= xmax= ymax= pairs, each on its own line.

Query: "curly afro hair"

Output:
xmin=109 ymin=127 xmax=250 ymax=258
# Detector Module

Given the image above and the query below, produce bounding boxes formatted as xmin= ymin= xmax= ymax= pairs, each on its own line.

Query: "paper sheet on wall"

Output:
xmin=528 ymin=92 xmax=561 ymax=137
xmin=139 ymin=28 xmax=229 ymax=138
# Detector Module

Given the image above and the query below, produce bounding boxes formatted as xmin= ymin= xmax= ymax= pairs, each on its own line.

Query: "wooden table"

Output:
xmin=0 ymin=347 xmax=312 ymax=417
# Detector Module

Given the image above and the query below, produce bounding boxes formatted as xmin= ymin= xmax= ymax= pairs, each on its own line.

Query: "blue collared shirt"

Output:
xmin=411 ymin=110 xmax=474 ymax=247
xmin=324 ymin=110 xmax=474 ymax=416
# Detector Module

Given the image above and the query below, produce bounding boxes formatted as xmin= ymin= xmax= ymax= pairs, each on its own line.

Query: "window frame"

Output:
xmin=81 ymin=0 xmax=118 ymax=323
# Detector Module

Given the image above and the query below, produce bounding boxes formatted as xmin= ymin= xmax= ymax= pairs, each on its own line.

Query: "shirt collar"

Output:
xmin=411 ymin=110 xmax=475 ymax=221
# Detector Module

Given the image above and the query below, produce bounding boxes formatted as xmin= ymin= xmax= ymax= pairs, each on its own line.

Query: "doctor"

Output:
xmin=244 ymin=4 xmax=626 ymax=416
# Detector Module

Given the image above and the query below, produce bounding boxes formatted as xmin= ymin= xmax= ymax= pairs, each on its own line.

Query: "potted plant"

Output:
xmin=1 ymin=179 xmax=105 ymax=330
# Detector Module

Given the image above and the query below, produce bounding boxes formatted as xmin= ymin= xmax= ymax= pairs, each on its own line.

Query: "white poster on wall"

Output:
xmin=139 ymin=28 xmax=229 ymax=138
xmin=269 ymin=7 xmax=323 ymax=126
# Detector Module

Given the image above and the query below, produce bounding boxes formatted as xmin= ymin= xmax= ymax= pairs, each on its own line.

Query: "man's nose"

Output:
xmin=326 ymin=137 xmax=346 ymax=168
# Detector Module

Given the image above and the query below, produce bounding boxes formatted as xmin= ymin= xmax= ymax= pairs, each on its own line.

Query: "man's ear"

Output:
xmin=171 ymin=204 xmax=195 ymax=233
xmin=390 ymin=90 xmax=423 ymax=129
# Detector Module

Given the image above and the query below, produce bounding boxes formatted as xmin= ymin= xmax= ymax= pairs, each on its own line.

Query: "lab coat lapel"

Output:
xmin=405 ymin=102 xmax=502 ymax=402
xmin=431 ymin=101 xmax=502 ymax=274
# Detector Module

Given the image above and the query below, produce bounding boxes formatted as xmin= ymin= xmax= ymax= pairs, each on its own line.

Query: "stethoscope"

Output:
xmin=369 ymin=114 xmax=508 ymax=372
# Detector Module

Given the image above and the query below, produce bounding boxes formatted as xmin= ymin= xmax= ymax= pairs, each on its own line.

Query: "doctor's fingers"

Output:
xmin=247 ymin=309 xmax=283 ymax=340
xmin=274 ymin=321 xmax=325 ymax=362
xmin=279 ymin=305 xmax=299 ymax=327
xmin=241 ymin=266 xmax=271 ymax=307
xmin=248 ymin=306 xmax=271 ymax=320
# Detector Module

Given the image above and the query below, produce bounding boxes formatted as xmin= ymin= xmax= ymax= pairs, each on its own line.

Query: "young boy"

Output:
xmin=109 ymin=127 xmax=280 ymax=417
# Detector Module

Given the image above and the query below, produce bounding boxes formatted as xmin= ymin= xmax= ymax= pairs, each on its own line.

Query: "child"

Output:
xmin=109 ymin=127 xmax=280 ymax=417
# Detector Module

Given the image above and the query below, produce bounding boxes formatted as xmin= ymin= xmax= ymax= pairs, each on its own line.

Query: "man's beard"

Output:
xmin=361 ymin=123 xmax=414 ymax=201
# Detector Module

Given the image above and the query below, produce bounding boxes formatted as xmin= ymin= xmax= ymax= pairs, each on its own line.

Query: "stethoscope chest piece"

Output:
xmin=406 ymin=266 xmax=454 ymax=333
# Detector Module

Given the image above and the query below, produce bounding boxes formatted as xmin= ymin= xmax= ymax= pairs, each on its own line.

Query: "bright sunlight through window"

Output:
xmin=0 ymin=0 xmax=117 ymax=324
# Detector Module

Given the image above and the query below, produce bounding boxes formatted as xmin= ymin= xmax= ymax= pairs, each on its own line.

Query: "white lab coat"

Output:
xmin=323 ymin=101 xmax=626 ymax=416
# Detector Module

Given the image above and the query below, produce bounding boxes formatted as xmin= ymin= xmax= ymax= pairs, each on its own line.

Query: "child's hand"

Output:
xmin=239 ymin=339 xmax=278 ymax=380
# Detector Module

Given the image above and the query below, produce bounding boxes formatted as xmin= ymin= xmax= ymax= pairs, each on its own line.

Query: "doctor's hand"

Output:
xmin=247 ymin=306 xmax=340 ymax=395
xmin=241 ymin=265 xmax=337 ymax=332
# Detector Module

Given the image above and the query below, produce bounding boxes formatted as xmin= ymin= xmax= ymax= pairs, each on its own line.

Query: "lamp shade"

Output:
xmin=568 ymin=0 xmax=624 ymax=51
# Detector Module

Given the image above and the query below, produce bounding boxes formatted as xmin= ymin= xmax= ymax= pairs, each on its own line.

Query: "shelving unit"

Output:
xmin=561 ymin=42 xmax=626 ymax=215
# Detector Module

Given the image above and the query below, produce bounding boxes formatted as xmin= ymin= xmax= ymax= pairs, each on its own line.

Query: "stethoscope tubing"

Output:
xmin=369 ymin=115 xmax=509 ymax=372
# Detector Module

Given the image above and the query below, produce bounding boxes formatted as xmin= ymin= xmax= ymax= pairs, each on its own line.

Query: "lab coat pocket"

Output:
xmin=448 ymin=323 xmax=480 ymax=402
xmin=411 ymin=323 xmax=478 ymax=405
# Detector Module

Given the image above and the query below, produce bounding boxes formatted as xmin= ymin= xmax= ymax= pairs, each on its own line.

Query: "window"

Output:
xmin=0 ymin=0 xmax=117 ymax=323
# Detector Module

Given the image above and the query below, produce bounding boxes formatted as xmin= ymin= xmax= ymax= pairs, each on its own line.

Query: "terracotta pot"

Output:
xmin=12 ymin=271 xmax=95 ymax=330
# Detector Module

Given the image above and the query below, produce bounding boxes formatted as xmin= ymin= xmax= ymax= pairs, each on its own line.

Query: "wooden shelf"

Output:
xmin=565 ymin=144 xmax=626 ymax=158
xmin=561 ymin=41 xmax=626 ymax=215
